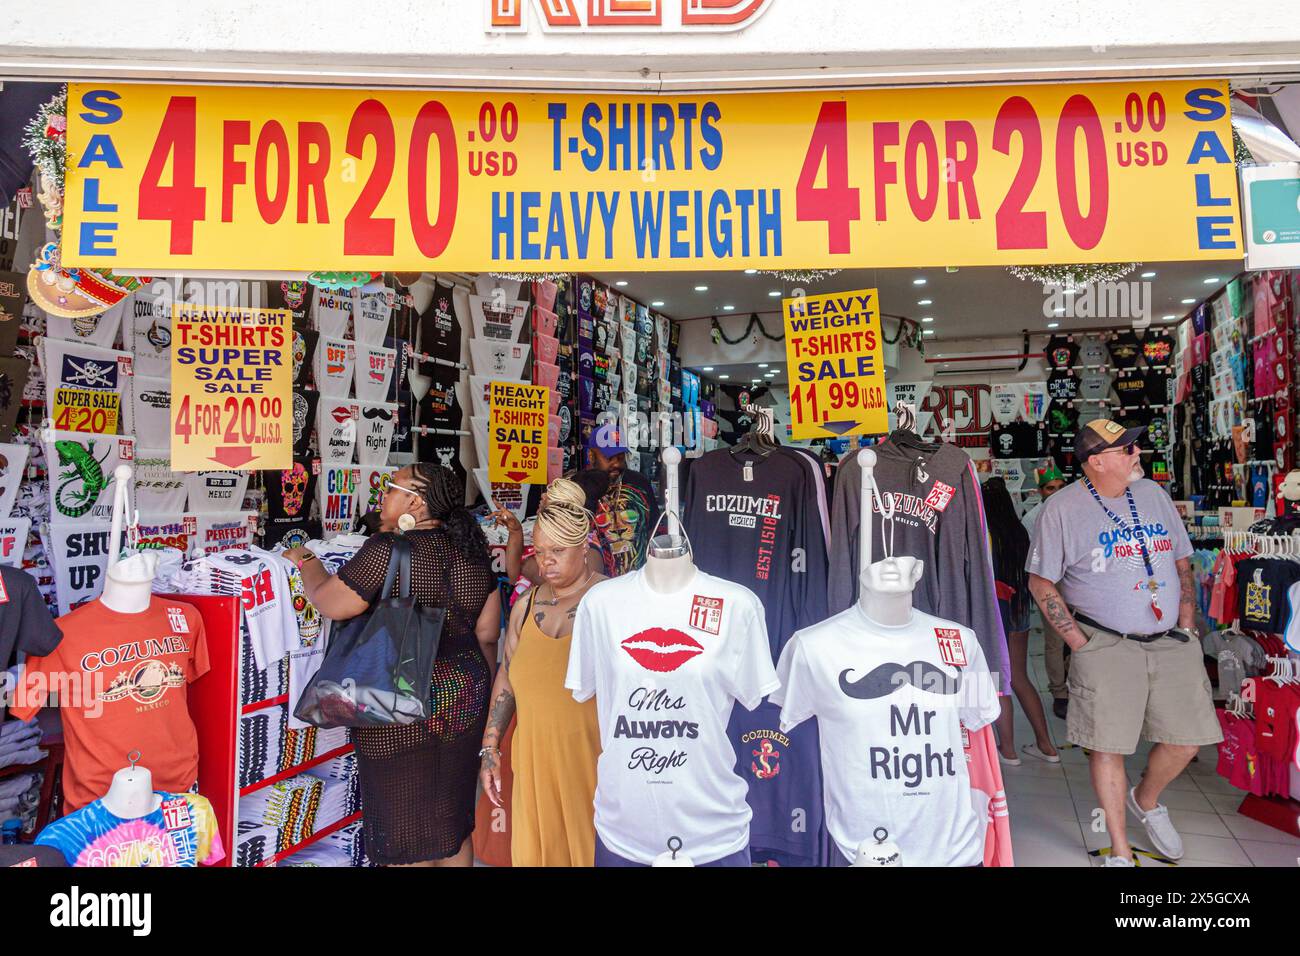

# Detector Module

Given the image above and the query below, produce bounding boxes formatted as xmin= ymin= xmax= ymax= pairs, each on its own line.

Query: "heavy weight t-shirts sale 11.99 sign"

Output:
xmin=61 ymin=81 xmax=1240 ymax=274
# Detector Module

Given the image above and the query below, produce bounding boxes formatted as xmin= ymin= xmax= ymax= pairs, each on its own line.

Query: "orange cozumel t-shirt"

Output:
xmin=11 ymin=596 xmax=209 ymax=813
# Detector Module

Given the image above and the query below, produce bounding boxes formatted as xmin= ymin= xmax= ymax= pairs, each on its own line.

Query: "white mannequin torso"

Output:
xmin=101 ymin=763 xmax=162 ymax=818
xmin=858 ymin=556 xmax=925 ymax=628
xmin=642 ymin=550 xmax=697 ymax=594
xmin=100 ymin=552 xmax=159 ymax=614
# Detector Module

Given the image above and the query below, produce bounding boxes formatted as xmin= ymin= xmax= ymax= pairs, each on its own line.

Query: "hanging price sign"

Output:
xmin=170 ymin=305 xmax=293 ymax=471
xmin=783 ymin=287 xmax=888 ymax=440
xmin=489 ymin=382 xmax=550 ymax=484
xmin=63 ymin=80 xmax=1240 ymax=272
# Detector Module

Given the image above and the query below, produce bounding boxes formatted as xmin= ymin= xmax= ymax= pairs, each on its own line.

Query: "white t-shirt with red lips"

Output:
xmin=566 ymin=568 xmax=779 ymax=865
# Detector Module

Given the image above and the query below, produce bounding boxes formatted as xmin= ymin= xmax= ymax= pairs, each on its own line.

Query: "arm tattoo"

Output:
xmin=484 ymin=688 xmax=515 ymax=743
xmin=1176 ymin=559 xmax=1196 ymax=626
xmin=1032 ymin=580 xmax=1085 ymax=646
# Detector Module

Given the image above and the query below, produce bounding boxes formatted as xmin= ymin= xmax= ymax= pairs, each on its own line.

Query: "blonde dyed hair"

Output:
xmin=534 ymin=479 xmax=594 ymax=550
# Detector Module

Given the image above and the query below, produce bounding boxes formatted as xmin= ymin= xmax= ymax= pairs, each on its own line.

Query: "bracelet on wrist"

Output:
xmin=478 ymin=746 xmax=499 ymax=759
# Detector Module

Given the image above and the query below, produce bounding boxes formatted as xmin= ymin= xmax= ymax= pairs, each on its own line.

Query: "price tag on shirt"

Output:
xmin=160 ymin=797 xmax=192 ymax=832
xmin=924 ymin=480 xmax=956 ymax=513
xmin=689 ymin=595 xmax=724 ymax=635
xmin=0 ymin=574 xmax=9 ymax=605
xmin=935 ymin=628 xmax=967 ymax=667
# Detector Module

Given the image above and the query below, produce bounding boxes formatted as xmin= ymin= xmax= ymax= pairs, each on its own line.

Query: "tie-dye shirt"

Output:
xmin=35 ymin=792 xmax=225 ymax=867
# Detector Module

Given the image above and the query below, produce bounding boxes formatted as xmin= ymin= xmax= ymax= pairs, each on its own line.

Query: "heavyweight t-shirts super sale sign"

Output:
xmin=170 ymin=305 xmax=293 ymax=471
xmin=62 ymin=81 xmax=1241 ymax=273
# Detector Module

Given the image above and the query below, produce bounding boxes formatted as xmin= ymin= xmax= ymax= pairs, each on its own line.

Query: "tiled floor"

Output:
xmin=999 ymin=628 xmax=1300 ymax=867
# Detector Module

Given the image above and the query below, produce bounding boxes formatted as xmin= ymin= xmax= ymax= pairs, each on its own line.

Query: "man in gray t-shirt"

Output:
xmin=1026 ymin=419 xmax=1221 ymax=868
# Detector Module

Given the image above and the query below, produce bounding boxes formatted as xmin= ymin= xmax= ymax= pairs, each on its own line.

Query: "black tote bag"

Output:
xmin=294 ymin=534 xmax=446 ymax=729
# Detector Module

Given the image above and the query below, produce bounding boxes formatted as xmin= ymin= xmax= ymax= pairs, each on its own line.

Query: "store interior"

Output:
xmin=3 ymin=80 xmax=1300 ymax=869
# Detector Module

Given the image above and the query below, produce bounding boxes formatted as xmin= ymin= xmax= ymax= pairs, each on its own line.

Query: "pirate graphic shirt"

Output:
xmin=12 ymin=598 xmax=209 ymax=813
xmin=566 ymin=570 xmax=778 ymax=865
xmin=772 ymin=606 xmax=1000 ymax=867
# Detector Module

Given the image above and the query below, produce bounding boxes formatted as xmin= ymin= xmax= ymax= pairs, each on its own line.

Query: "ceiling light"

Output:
xmin=1203 ymin=277 xmax=1221 ymax=284
xmin=723 ymin=304 xmax=736 ymax=310
xmin=765 ymin=370 xmax=777 ymax=376
xmin=1181 ymin=298 xmax=1196 ymax=305
xmin=744 ymin=269 xmax=758 ymax=275
xmin=1141 ymin=272 xmax=1156 ymax=279
xmin=922 ymin=329 xmax=935 ymax=336
xmin=694 ymin=285 xmax=709 ymax=292
xmin=651 ymin=300 xmax=665 ymax=307
xmin=917 ymin=299 xmax=933 ymax=306
xmin=1163 ymin=314 xmax=1177 ymax=322
xmin=921 ymin=316 xmax=934 ymax=323
xmin=751 ymin=379 xmax=761 ymax=384
xmin=912 ymin=278 xmax=927 ymax=286
xmin=718 ymin=374 xmax=730 ymax=379
xmin=615 ymin=280 xmax=628 ymax=287
xmin=701 ymin=366 xmax=714 ymax=372
xmin=758 ymin=363 xmax=769 ymax=368
xmin=768 ymin=290 xmax=782 ymax=297
xmin=1047 ymin=322 xmax=1060 ymax=329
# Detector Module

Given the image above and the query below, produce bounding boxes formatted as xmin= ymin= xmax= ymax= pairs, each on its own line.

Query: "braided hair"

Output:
xmin=411 ymin=463 xmax=491 ymax=567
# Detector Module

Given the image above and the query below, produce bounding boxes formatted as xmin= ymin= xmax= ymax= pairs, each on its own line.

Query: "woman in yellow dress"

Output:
xmin=479 ymin=494 xmax=604 ymax=866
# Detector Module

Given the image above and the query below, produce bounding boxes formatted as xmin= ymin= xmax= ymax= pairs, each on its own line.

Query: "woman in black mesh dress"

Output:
xmin=287 ymin=464 xmax=501 ymax=866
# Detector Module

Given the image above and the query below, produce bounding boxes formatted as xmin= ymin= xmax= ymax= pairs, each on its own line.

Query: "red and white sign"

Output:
xmin=488 ymin=0 xmax=773 ymax=33
xmin=161 ymin=797 xmax=192 ymax=832
xmin=925 ymin=480 xmax=956 ymax=513
xmin=935 ymin=628 xmax=967 ymax=667
xmin=689 ymin=594 xmax=724 ymax=635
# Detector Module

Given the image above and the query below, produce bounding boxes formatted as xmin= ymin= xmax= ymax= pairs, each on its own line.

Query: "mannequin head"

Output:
xmin=108 ymin=551 xmax=159 ymax=586
xmin=862 ymin=556 xmax=924 ymax=594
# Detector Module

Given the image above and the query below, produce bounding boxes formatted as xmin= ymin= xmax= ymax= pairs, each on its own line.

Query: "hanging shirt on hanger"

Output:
xmin=565 ymin=569 xmax=779 ymax=865
xmin=829 ymin=442 xmax=1008 ymax=686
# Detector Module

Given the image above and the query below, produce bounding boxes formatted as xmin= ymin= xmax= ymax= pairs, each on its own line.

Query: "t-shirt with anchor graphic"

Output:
xmin=566 ymin=569 xmax=778 ymax=865
xmin=1236 ymin=558 xmax=1300 ymax=634
xmin=13 ymin=598 xmax=209 ymax=813
xmin=772 ymin=605 xmax=1000 ymax=867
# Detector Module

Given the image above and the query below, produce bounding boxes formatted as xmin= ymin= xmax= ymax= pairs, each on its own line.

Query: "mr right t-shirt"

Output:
xmin=566 ymin=569 xmax=779 ymax=865
xmin=771 ymin=606 xmax=1000 ymax=867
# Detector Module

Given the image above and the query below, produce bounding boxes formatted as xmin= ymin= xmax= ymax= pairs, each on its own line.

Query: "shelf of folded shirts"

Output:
xmin=403 ymin=345 xmax=467 ymax=371
xmin=239 ymin=743 xmax=355 ymax=798
xmin=241 ymin=694 xmax=290 ymax=716
xmin=254 ymin=810 xmax=364 ymax=868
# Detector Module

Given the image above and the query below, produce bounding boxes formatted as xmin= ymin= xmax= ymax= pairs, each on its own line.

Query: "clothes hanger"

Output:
xmin=729 ymin=403 xmax=777 ymax=459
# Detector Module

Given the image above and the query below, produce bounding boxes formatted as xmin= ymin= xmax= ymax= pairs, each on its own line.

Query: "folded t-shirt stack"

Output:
xmin=0 ymin=718 xmax=45 ymax=771
xmin=0 ymin=772 xmax=40 ymax=826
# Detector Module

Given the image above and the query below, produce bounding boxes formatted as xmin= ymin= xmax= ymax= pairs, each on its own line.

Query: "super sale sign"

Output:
xmin=62 ymin=80 xmax=1240 ymax=273
xmin=170 ymin=305 xmax=293 ymax=471
xmin=783 ymin=288 xmax=888 ymax=440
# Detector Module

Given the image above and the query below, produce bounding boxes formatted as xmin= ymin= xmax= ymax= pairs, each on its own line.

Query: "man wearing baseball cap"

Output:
xmin=583 ymin=421 xmax=660 ymax=576
xmin=1026 ymin=419 xmax=1221 ymax=867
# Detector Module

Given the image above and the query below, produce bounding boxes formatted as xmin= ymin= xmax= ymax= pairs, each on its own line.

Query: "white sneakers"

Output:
xmin=1126 ymin=787 xmax=1185 ymax=860
xmin=1103 ymin=854 xmax=1135 ymax=867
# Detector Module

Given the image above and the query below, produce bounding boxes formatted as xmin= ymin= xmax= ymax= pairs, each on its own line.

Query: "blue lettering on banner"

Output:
xmin=1182 ymin=87 xmax=1239 ymax=253
xmin=78 ymin=222 xmax=118 ymax=257
xmin=489 ymin=187 xmax=783 ymax=262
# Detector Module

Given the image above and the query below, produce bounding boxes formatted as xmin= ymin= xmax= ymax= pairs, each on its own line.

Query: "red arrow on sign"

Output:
xmin=506 ymin=471 xmax=529 ymax=482
xmin=209 ymin=446 xmax=257 ymax=468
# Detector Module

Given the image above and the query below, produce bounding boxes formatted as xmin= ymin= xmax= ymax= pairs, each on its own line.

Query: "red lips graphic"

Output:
xmin=620 ymin=628 xmax=704 ymax=673
xmin=332 ymin=407 xmax=352 ymax=423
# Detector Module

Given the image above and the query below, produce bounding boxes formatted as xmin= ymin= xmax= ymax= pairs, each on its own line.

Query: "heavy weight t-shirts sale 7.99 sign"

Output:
xmin=61 ymin=81 xmax=1240 ymax=273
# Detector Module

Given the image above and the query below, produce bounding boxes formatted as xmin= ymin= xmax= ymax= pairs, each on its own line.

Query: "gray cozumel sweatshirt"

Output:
xmin=829 ymin=440 xmax=1009 ymax=689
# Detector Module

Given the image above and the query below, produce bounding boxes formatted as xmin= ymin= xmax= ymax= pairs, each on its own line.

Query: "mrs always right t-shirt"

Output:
xmin=566 ymin=568 xmax=779 ymax=865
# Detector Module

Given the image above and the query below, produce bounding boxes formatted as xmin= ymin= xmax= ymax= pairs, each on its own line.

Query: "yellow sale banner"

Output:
xmin=170 ymin=305 xmax=293 ymax=471
xmin=783 ymin=288 xmax=888 ymax=440
xmin=489 ymin=382 xmax=550 ymax=484
xmin=63 ymin=80 xmax=1240 ymax=272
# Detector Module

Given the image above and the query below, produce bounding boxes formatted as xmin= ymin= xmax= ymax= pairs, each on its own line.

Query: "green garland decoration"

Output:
xmin=21 ymin=87 xmax=68 ymax=190
xmin=1006 ymin=262 xmax=1141 ymax=290
xmin=710 ymin=313 xmax=784 ymax=345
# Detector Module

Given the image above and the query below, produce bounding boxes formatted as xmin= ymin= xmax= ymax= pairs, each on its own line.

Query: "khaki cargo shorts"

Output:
xmin=1066 ymin=619 xmax=1223 ymax=755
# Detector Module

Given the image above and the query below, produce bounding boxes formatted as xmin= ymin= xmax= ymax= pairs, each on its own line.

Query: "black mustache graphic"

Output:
xmin=838 ymin=661 xmax=961 ymax=700
xmin=362 ymin=405 xmax=393 ymax=421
